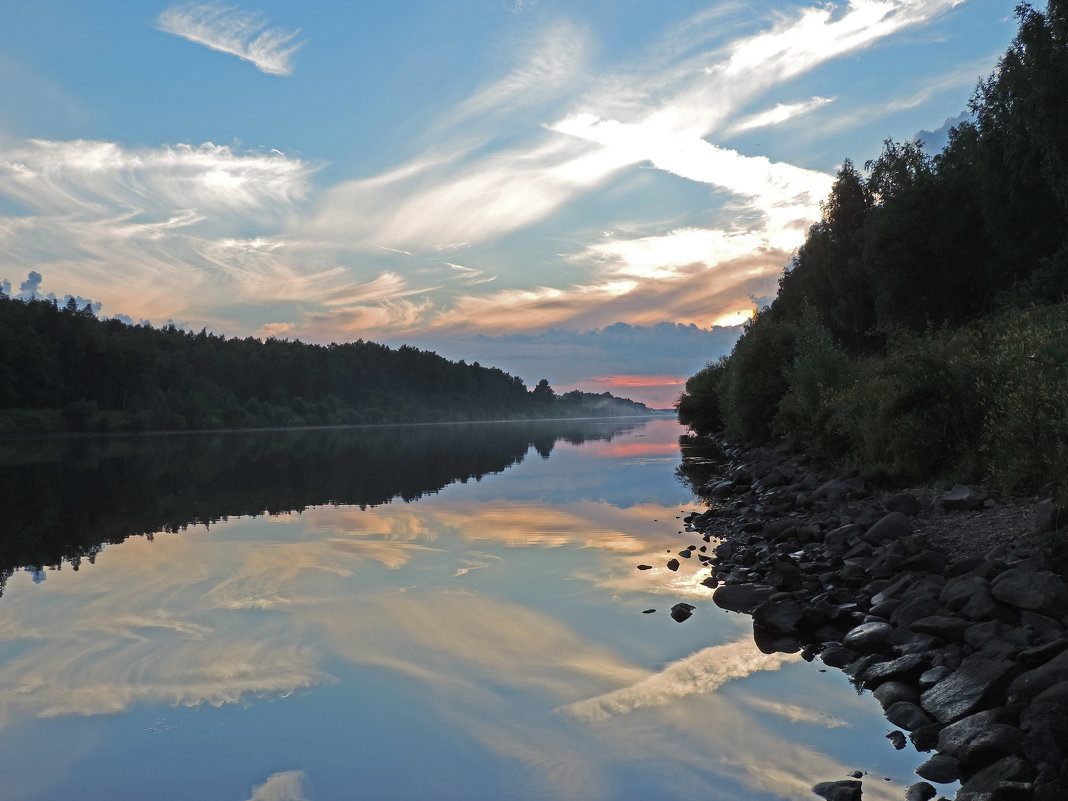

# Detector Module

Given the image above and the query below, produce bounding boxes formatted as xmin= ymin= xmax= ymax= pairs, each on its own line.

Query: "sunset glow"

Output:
xmin=0 ymin=1 xmax=1018 ymax=401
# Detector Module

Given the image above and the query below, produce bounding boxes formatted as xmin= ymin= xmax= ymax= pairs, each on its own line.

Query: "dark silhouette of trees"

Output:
xmin=0 ymin=294 xmax=651 ymax=433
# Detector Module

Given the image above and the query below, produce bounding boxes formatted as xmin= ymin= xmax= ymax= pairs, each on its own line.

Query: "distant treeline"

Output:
xmin=0 ymin=294 xmax=650 ymax=433
xmin=677 ymin=1 xmax=1068 ymax=504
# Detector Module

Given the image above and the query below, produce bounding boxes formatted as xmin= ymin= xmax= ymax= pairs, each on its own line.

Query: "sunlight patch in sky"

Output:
xmin=0 ymin=0 xmax=1019 ymax=399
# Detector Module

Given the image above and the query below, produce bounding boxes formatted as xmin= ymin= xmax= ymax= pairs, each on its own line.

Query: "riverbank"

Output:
xmin=678 ymin=436 xmax=1066 ymax=801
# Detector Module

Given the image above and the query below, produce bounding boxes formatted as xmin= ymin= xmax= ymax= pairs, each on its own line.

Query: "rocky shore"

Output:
xmin=678 ymin=437 xmax=1067 ymax=801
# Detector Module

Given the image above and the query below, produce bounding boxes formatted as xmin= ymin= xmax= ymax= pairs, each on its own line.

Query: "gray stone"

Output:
xmin=960 ymin=723 xmax=1024 ymax=770
xmin=937 ymin=708 xmax=1018 ymax=759
xmin=911 ymin=615 xmax=969 ymax=640
xmin=873 ymin=680 xmax=919 ymax=710
xmin=1007 ymin=646 xmax=1068 ymax=701
xmin=920 ymin=655 xmax=1021 ymax=723
xmin=886 ymin=492 xmax=921 ymax=517
xmin=919 ymin=666 xmax=953 ymax=690
xmin=1016 ymin=637 xmax=1068 ymax=668
xmin=1019 ymin=610 xmax=1064 ymax=642
xmin=941 ymin=575 xmax=989 ymax=611
xmin=958 ymin=756 xmax=1035 ymax=794
xmin=885 ymin=700 xmax=935 ymax=731
xmin=709 ymin=480 xmax=735 ymax=500
xmin=915 ymin=754 xmax=960 ymax=783
xmin=812 ymin=779 xmax=862 ymax=801
xmin=991 ymin=568 xmax=1068 ymax=617
xmin=862 ymin=653 xmax=928 ymax=687
xmin=753 ymin=599 xmax=805 ymax=634
xmin=843 ymin=621 xmax=893 ymax=653
xmin=669 ymin=602 xmax=695 ymax=622
xmin=820 ymin=644 xmax=860 ymax=669
xmin=886 ymin=730 xmax=907 ymax=749
xmin=666 ymin=558 xmax=680 ymax=571
xmin=1020 ymin=701 xmax=1068 ymax=765
xmin=960 ymin=585 xmax=1005 ymax=622
xmin=863 ymin=511 xmax=913 ymax=544
xmin=890 ymin=597 xmax=945 ymax=626
xmin=712 ymin=583 xmax=774 ymax=614
xmin=964 ymin=621 xmax=1033 ymax=659
xmin=904 ymin=782 xmax=936 ymax=801
xmin=941 ymin=484 xmax=988 ymax=511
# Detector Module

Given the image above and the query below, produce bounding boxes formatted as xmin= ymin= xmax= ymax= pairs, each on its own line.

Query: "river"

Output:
xmin=0 ymin=418 xmax=920 ymax=800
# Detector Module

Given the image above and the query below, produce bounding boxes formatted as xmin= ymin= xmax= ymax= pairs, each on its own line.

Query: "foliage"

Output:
xmin=675 ymin=358 xmax=726 ymax=437
xmin=676 ymin=0 xmax=1068 ymax=503
xmin=0 ymin=295 xmax=650 ymax=434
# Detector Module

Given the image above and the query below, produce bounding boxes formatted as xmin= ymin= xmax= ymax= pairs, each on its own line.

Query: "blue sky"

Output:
xmin=0 ymin=0 xmax=1018 ymax=405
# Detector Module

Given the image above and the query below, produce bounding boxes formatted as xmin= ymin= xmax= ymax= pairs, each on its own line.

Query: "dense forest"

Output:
xmin=677 ymin=0 xmax=1068 ymax=505
xmin=0 ymin=293 xmax=651 ymax=433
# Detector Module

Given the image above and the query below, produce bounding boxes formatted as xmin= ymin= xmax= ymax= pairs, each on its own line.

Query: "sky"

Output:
xmin=0 ymin=0 xmax=1019 ymax=407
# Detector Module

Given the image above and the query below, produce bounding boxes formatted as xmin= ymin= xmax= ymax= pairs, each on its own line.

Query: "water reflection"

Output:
xmin=0 ymin=418 xmax=645 ymax=592
xmin=0 ymin=419 xmax=918 ymax=800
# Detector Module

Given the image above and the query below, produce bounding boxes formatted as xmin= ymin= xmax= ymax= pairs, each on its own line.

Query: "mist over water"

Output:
xmin=0 ymin=419 xmax=919 ymax=800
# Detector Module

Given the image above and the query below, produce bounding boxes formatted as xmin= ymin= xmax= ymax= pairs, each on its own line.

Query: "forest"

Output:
xmin=0 ymin=292 xmax=651 ymax=433
xmin=676 ymin=0 xmax=1068 ymax=505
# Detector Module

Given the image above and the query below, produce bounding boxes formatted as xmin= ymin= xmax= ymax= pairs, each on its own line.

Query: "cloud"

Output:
xmin=560 ymin=637 xmax=797 ymax=723
xmin=246 ymin=771 xmax=308 ymax=801
xmin=157 ymin=3 xmax=305 ymax=76
xmin=729 ymin=96 xmax=835 ymax=133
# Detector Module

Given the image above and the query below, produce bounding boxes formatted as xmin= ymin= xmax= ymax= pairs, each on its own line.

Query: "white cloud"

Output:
xmin=157 ymin=3 xmax=305 ymax=76
xmin=560 ymin=637 xmax=797 ymax=723
xmin=246 ymin=771 xmax=308 ymax=801
xmin=730 ymin=97 xmax=835 ymax=133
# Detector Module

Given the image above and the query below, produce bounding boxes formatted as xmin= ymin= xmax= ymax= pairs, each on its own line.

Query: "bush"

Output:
xmin=978 ymin=302 xmax=1068 ymax=504
xmin=675 ymin=358 xmax=727 ymax=437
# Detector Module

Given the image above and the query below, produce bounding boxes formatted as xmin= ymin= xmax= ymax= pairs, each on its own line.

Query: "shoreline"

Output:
xmin=677 ymin=436 xmax=1066 ymax=801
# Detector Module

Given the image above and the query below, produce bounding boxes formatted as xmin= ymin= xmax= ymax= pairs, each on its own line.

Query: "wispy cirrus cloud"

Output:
xmin=157 ymin=3 xmax=305 ymax=76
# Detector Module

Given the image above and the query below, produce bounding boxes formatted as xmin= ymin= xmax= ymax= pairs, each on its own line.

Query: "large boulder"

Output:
xmin=991 ymin=568 xmax=1068 ymax=617
xmin=920 ymin=655 xmax=1022 ymax=723
xmin=712 ymin=583 xmax=774 ymax=614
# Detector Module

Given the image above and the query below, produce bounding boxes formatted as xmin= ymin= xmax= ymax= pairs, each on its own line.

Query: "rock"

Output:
xmin=920 ymin=656 xmax=1022 ymax=723
xmin=820 ymin=644 xmax=860 ymax=669
xmin=991 ymin=568 xmax=1068 ymax=617
xmin=666 ymin=558 xmax=680 ymax=572
xmin=636 ymin=564 xmax=652 ymax=570
xmin=1016 ymin=637 xmax=1068 ymax=668
xmin=964 ymin=621 xmax=1032 ymax=660
xmin=958 ymin=756 xmax=1035 ymax=795
xmin=863 ymin=511 xmax=913 ymax=544
xmin=886 ymin=492 xmax=921 ymax=517
xmin=911 ymin=615 xmax=969 ymax=641
xmin=641 ymin=608 xmax=655 ymax=614
xmin=941 ymin=575 xmax=989 ymax=611
xmin=940 ymin=484 xmax=988 ymax=511
xmin=873 ymin=680 xmax=920 ymax=710
xmin=919 ymin=666 xmax=953 ymax=690
xmin=886 ymin=730 xmax=907 ymax=749
xmin=843 ymin=621 xmax=894 ymax=653
xmin=812 ymin=779 xmax=862 ymax=801
xmin=960 ymin=585 xmax=1007 ymax=622
xmin=712 ymin=583 xmax=774 ymax=614
xmin=670 ymin=602 xmax=695 ymax=623
xmin=1007 ymin=646 xmax=1068 ymax=701
xmin=753 ymin=599 xmax=805 ymax=634
xmin=1034 ymin=498 xmax=1064 ymax=533
xmin=915 ymin=754 xmax=959 ymax=783
xmin=891 ymin=597 xmax=944 ymax=627
xmin=960 ymin=724 xmax=1025 ymax=771
xmin=861 ymin=653 xmax=929 ymax=687
xmin=1019 ymin=610 xmax=1064 ymax=642
xmin=884 ymin=700 xmax=935 ymax=731
xmin=937 ymin=708 xmax=1019 ymax=759
xmin=904 ymin=781 xmax=937 ymax=801
xmin=908 ymin=722 xmax=944 ymax=752
xmin=709 ymin=480 xmax=735 ymax=500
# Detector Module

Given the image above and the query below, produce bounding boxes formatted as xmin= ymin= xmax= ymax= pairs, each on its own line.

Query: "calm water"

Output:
xmin=0 ymin=418 xmax=921 ymax=801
